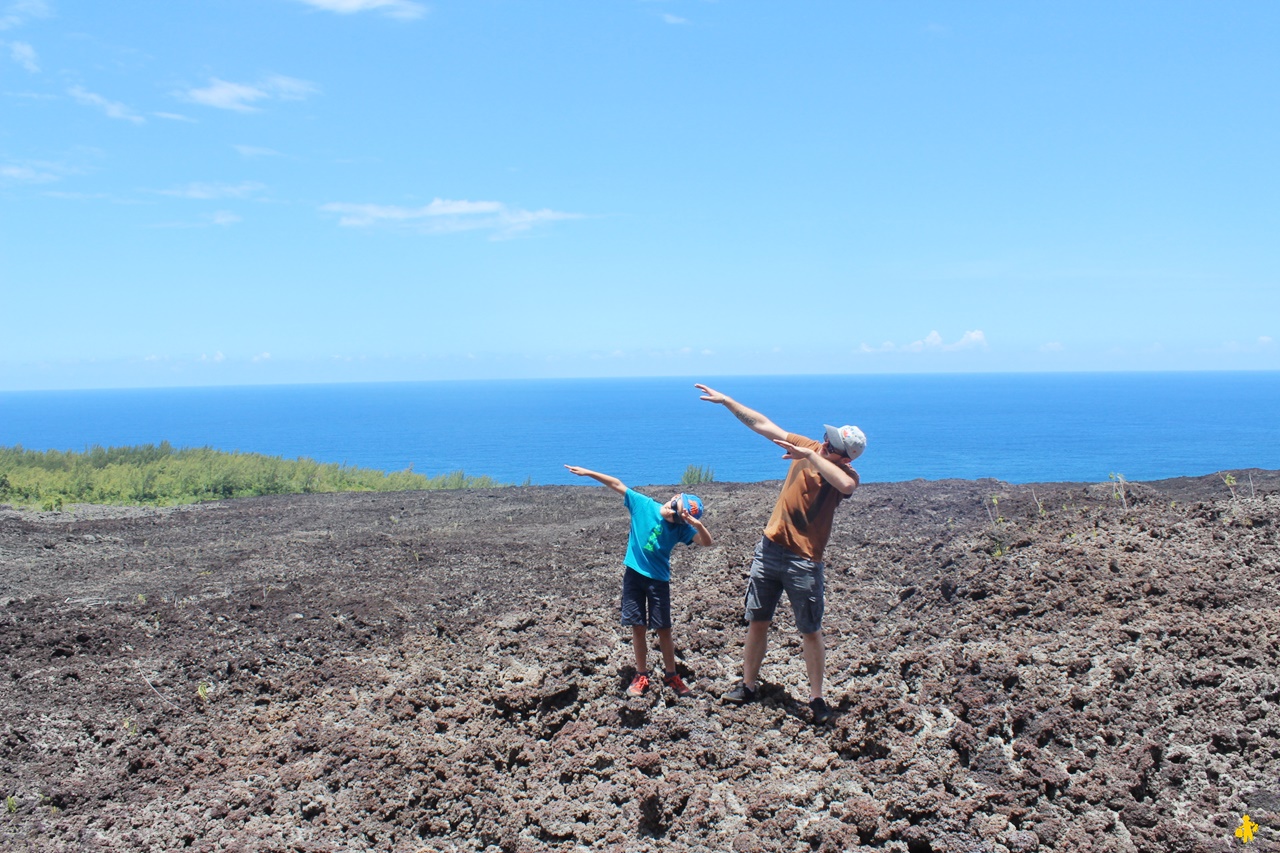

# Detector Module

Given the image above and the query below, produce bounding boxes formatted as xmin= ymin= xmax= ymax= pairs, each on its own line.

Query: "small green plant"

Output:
xmin=1031 ymin=488 xmax=1047 ymax=518
xmin=136 ymin=593 xmax=146 ymax=605
xmin=122 ymin=718 xmax=138 ymax=737
xmin=197 ymin=682 xmax=210 ymax=701
xmin=7 ymin=796 xmax=18 ymax=813
xmin=1108 ymin=473 xmax=1129 ymax=509
xmin=1221 ymin=471 xmax=1238 ymax=500
xmin=680 ymin=464 xmax=715 ymax=485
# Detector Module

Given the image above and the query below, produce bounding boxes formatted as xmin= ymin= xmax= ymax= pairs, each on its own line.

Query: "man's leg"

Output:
xmin=743 ymin=619 xmax=771 ymax=689
xmin=801 ymin=630 xmax=825 ymax=700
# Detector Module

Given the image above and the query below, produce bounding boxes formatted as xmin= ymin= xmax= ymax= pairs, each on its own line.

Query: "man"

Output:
xmin=695 ymin=383 xmax=865 ymax=725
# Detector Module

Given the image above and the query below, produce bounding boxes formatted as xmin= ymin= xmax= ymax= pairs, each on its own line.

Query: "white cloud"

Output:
xmin=252 ymin=352 xmax=272 ymax=362
xmin=320 ymin=197 xmax=581 ymax=237
xmin=949 ymin=330 xmax=988 ymax=351
xmin=234 ymin=144 xmax=280 ymax=158
xmin=68 ymin=85 xmax=145 ymax=124
xmin=211 ymin=210 xmax=241 ymax=226
xmin=294 ymin=0 xmax=426 ymax=19
xmin=1 ymin=160 xmax=59 ymax=183
xmin=1260 ymin=336 xmax=1274 ymax=348
xmin=157 ymin=181 xmax=265 ymax=199
xmin=662 ymin=14 xmax=689 ymax=24
xmin=1039 ymin=341 xmax=1064 ymax=353
xmin=0 ymin=0 xmax=50 ymax=31
xmin=153 ymin=111 xmax=197 ymax=123
xmin=8 ymin=40 xmax=37 ymax=71
xmin=200 ymin=351 xmax=226 ymax=363
xmin=182 ymin=75 xmax=318 ymax=112
xmin=859 ymin=329 xmax=988 ymax=354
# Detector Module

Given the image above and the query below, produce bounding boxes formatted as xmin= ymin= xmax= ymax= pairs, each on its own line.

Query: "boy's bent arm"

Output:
xmin=694 ymin=383 xmax=788 ymax=443
xmin=680 ymin=512 xmax=713 ymax=546
xmin=563 ymin=465 xmax=628 ymax=495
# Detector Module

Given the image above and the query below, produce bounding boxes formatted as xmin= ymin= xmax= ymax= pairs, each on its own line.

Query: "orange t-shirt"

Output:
xmin=763 ymin=433 xmax=856 ymax=563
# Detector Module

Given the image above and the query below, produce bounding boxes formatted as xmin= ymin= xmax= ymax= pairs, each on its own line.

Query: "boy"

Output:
xmin=564 ymin=464 xmax=713 ymax=697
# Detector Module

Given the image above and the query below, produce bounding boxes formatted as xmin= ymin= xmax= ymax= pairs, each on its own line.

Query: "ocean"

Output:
xmin=2 ymin=373 xmax=1277 ymax=487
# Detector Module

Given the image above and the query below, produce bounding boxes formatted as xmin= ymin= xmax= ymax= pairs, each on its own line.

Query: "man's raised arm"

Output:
xmin=695 ymin=383 xmax=788 ymax=443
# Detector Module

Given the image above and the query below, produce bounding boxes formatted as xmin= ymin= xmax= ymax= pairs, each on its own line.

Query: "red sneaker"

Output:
xmin=627 ymin=672 xmax=650 ymax=696
xmin=664 ymin=673 xmax=693 ymax=697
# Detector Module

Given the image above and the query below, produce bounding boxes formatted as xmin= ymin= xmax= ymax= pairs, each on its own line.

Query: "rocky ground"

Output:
xmin=2 ymin=471 xmax=1279 ymax=853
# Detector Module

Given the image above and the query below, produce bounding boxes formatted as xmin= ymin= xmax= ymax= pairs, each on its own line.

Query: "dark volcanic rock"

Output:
xmin=2 ymin=470 xmax=1279 ymax=851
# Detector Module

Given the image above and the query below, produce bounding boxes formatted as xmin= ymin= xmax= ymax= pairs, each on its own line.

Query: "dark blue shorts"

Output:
xmin=621 ymin=566 xmax=672 ymax=630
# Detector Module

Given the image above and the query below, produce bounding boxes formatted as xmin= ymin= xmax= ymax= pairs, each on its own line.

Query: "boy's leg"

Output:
xmin=632 ymin=625 xmax=649 ymax=674
xmin=655 ymin=627 xmax=677 ymax=674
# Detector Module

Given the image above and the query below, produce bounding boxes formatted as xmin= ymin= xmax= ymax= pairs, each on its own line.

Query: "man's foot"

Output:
xmin=627 ymin=672 xmax=650 ymax=697
xmin=664 ymin=673 xmax=693 ymax=697
xmin=721 ymin=681 xmax=758 ymax=704
xmin=809 ymin=697 xmax=834 ymax=725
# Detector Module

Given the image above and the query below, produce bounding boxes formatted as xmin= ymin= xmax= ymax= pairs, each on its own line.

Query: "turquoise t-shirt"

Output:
xmin=623 ymin=488 xmax=696 ymax=583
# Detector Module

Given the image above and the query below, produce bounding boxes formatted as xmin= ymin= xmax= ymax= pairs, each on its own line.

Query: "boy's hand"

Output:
xmin=564 ymin=465 xmax=590 ymax=477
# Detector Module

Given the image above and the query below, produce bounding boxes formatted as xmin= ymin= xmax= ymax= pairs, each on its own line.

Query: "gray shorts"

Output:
xmin=743 ymin=536 xmax=825 ymax=634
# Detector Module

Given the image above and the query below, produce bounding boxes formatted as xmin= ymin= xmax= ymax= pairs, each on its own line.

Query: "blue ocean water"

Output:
xmin=1 ymin=373 xmax=1277 ymax=487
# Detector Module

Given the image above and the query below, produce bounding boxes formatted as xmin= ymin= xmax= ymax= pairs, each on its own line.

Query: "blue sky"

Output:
xmin=2 ymin=0 xmax=1278 ymax=391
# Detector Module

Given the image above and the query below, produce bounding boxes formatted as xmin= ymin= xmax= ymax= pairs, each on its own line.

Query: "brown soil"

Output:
xmin=2 ymin=472 xmax=1279 ymax=853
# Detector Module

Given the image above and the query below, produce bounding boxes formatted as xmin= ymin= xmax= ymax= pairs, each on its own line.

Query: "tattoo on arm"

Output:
xmin=735 ymin=410 xmax=758 ymax=427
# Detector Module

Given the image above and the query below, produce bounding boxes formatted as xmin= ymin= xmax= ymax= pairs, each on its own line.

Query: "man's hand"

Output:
xmin=773 ymin=438 xmax=815 ymax=461
xmin=694 ymin=383 xmax=727 ymax=405
xmin=695 ymin=382 xmax=787 ymax=442
xmin=564 ymin=465 xmax=591 ymax=477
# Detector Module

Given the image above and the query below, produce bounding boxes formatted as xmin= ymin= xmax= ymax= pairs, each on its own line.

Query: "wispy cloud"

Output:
xmin=234 ymin=144 xmax=280 ymax=158
xmin=294 ymin=0 xmax=427 ymax=20
xmin=68 ymin=85 xmax=145 ymax=124
xmin=153 ymin=111 xmax=197 ymax=123
xmin=156 ymin=181 xmax=266 ymax=200
xmin=182 ymin=75 xmax=318 ymax=112
xmin=0 ymin=0 xmax=50 ymax=31
xmin=1 ymin=159 xmax=62 ymax=183
xmin=321 ymin=198 xmax=582 ymax=238
xmin=662 ymin=14 xmax=689 ymax=25
xmin=859 ymin=330 xmax=988 ymax=354
xmin=7 ymin=40 xmax=37 ymax=71
xmin=212 ymin=210 xmax=241 ymax=226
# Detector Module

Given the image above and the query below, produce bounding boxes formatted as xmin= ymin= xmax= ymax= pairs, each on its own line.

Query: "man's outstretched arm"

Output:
xmin=694 ymin=383 xmax=788 ymax=443
xmin=564 ymin=465 xmax=627 ymax=495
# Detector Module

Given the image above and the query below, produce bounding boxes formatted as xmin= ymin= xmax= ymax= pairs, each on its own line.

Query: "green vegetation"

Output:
xmin=0 ymin=442 xmax=506 ymax=509
xmin=680 ymin=464 xmax=715 ymax=485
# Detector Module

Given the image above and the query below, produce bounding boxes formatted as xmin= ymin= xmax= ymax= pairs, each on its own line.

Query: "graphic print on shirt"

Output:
xmin=643 ymin=523 xmax=666 ymax=554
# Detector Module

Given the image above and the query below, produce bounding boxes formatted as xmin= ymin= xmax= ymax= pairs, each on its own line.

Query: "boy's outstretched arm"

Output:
xmin=564 ymin=465 xmax=628 ymax=495
xmin=694 ymin=383 xmax=788 ymax=443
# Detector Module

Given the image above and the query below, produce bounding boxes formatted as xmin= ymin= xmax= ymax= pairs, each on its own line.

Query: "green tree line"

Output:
xmin=0 ymin=443 xmax=506 ymax=510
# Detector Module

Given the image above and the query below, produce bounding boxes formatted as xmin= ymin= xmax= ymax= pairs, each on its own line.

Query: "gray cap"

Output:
xmin=823 ymin=424 xmax=866 ymax=461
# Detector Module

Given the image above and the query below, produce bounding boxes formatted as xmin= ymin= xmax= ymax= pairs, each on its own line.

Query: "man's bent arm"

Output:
xmin=773 ymin=439 xmax=860 ymax=496
xmin=695 ymin=383 xmax=788 ymax=443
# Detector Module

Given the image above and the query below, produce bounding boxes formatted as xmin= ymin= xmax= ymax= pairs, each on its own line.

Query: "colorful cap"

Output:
xmin=823 ymin=424 xmax=867 ymax=461
xmin=678 ymin=493 xmax=705 ymax=520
